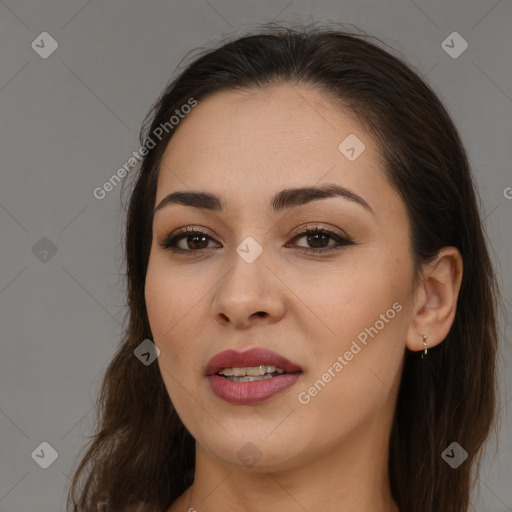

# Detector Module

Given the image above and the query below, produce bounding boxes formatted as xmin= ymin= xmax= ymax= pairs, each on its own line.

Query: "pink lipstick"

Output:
xmin=206 ymin=347 xmax=302 ymax=404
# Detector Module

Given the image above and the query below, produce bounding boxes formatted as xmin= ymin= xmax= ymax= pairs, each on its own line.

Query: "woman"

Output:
xmin=67 ymin=24 xmax=501 ymax=512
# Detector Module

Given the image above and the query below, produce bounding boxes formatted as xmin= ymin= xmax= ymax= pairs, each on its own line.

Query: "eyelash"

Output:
xmin=159 ymin=224 xmax=354 ymax=256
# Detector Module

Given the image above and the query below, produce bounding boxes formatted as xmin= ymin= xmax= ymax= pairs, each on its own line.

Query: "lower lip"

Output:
xmin=208 ymin=373 xmax=302 ymax=404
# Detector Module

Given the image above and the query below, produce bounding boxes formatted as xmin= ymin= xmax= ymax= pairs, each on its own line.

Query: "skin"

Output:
xmin=144 ymin=84 xmax=463 ymax=512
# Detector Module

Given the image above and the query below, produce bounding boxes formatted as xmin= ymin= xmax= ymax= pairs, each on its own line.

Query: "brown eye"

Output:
xmin=305 ymin=232 xmax=330 ymax=249
xmin=184 ymin=234 xmax=210 ymax=250
xmin=289 ymin=226 xmax=354 ymax=254
xmin=159 ymin=228 xmax=220 ymax=252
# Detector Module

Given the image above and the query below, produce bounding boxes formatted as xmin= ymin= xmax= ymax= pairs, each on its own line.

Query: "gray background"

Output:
xmin=0 ymin=1 xmax=511 ymax=511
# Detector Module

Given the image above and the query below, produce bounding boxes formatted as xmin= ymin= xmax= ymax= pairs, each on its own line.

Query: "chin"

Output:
xmin=197 ymin=420 xmax=313 ymax=468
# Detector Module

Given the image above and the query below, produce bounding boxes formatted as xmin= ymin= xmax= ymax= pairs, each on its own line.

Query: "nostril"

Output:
xmin=218 ymin=313 xmax=229 ymax=322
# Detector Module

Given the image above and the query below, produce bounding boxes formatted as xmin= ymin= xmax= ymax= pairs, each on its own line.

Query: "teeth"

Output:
xmin=229 ymin=375 xmax=273 ymax=382
xmin=245 ymin=365 xmax=267 ymax=377
xmin=218 ymin=365 xmax=285 ymax=377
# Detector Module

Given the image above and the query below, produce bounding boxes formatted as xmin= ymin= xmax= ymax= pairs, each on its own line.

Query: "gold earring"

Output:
xmin=421 ymin=334 xmax=428 ymax=358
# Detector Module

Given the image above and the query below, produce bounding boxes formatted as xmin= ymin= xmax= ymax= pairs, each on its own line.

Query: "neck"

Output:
xmin=185 ymin=415 xmax=399 ymax=512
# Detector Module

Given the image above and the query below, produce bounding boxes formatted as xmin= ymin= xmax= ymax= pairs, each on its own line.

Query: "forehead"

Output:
xmin=155 ymin=84 xmax=397 ymax=219
xmin=162 ymin=84 xmax=377 ymax=164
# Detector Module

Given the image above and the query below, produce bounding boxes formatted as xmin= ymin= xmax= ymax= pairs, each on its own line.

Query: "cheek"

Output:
xmin=296 ymin=299 xmax=407 ymax=445
xmin=145 ymin=258 xmax=188 ymax=360
xmin=144 ymin=254 xmax=210 ymax=381
xmin=307 ymin=258 xmax=405 ymax=345
xmin=302 ymin=249 xmax=410 ymax=396
xmin=145 ymin=259 xmax=173 ymax=340
xmin=145 ymin=262 xmax=203 ymax=422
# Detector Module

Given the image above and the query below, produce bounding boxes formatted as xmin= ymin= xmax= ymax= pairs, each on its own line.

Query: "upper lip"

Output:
xmin=205 ymin=347 xmax=302 ymax=376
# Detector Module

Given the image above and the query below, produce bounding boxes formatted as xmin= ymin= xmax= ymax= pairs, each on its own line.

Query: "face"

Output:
xmin=145 ymin=84 xmax=416 ymax=472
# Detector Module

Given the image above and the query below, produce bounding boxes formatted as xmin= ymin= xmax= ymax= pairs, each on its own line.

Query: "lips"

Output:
xmin=205 ymin=347 xmax=302 ymax=376
xmin=206 ymin=347 xmax=303 ymax=405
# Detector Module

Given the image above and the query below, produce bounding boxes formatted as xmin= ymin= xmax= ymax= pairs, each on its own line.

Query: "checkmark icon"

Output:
xmin=31 ymin=441 xmax=58 ymax=469
xmin=441 ymin=32 xmax=468 ymax=59
xmin=338 ymin=134 xmax=365 ymax=161
xmin=441 ymin=442 xmax=468 ymax=468
xmin=236 ymin=236 xmax=263 ymax=263
xmin=237 ymin=442 xmax=262 ymax=467
xmin=31 ymin=32 xmax=58 ymax=59
xmin=32 ymin=236 xmax=58 ymax=263
xmin=134 ymin=339 xmax=160 ymax=365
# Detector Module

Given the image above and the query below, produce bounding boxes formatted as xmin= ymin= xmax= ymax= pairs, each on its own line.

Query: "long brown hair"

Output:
xmin=67 ymin=23 xmax=502 ymax=512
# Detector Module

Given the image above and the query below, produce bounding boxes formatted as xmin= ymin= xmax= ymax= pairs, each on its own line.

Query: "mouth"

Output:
xmin=206 ymin=348 xmax=303 ymax=404
xmin=217 ymin=364 xmax=287 ymax=382
xmin=206 ymin=347 xmax=302 ymax=376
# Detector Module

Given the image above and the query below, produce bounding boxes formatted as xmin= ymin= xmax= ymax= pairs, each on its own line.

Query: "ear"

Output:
xmin=405 ymin=247 xmax=463 ymax=352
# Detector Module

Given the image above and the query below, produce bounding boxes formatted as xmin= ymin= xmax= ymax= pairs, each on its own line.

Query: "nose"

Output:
xmin=211 ymin=249 xmax=286 ymax=329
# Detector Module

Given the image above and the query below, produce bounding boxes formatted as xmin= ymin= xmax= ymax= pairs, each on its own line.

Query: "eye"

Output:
xmin=287 ymin=224 xmax=354 ymax=254
xmin=159 ymin=224 xmax=354 ymax=255
xmin=159 ymin=227 xmax=220 ymax=253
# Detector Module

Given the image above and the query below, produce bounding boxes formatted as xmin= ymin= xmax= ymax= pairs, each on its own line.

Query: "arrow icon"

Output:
xmin=140 ymin=351 xmax=151 ymax=362
xmin=35 ymin=449 xmax=45 ymax=458
xmin=39 ymin=249 xmax=48 ymax=260
xmin=35 ymin=39 xmax=45 ymax=48
xmin=345 ymin=147 xmax=356 ymax=158
xmin=445 ymin=449 xmax=455 ymax=458
xmin=239 ymin=244 xmax=249 ymax=253
xmin=445 ymin=39 xmax=455 ymax=48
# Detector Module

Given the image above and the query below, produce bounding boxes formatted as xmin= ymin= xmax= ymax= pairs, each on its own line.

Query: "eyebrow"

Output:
xmin=153 ymin=184 xmax=375 ymax=216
